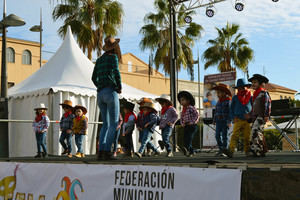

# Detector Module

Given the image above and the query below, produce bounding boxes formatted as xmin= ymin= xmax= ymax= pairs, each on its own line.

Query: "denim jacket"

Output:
xmin=143 ymin=112 xmax=159 ymax=133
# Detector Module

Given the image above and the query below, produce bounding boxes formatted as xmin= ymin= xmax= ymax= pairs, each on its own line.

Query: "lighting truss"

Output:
xmin=172 ymin=0 xmax=227 ymax=13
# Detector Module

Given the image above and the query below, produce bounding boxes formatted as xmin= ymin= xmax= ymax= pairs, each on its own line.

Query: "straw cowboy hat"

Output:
xmin=155 ymin=94 xmax=173 ymax=105
xmin=74 ymin=105 xmax=87 ymax=115
xmin=248 ymin=74 xmax=269 ymax=84
xmin=137 ymin=97 xmax=153 ymax=105
xmin=34 ymin=103 xmax=48 ymax=110
xmin=102 ymin=36 xmax=120 ymax=52
xmin=233 ymin=78 xmax=252 ymax=89
xmin=139 ymin=102 xmax=157 ymax=113
xmin=211 ymin=83 xmax=232 ymax=97
xmin=59 ymin=100 xmax=73 ymax=108
xmin=177 ymin=91 xmax=195 ymax=106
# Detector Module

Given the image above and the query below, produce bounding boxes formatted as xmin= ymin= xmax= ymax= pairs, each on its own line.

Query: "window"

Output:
xmin=280 ymin=95 xmax=283 ymax=99
xmin=22 ymin=50 xmax=32 ymax=65
xmin=8 ymin=82 xmax=15 ymax=88
xmin=6 ymin=47 xmax=15 ymax=63
xmin=128 ymin=61 xmax=132 ymax=72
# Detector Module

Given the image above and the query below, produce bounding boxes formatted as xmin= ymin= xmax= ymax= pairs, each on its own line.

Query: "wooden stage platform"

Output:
xmin=1 ymin=152 xmax=300 ymax=200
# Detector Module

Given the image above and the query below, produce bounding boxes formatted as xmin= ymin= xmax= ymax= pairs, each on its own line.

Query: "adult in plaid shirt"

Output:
xmin=92 ymin=36 xmax=122 ymax=160
xmin=178 ymin=91 xmax=199 ymax=157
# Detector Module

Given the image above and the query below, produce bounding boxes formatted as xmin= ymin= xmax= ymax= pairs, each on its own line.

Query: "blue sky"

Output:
xmin=1 ymin=0 xmax=300 ymax=97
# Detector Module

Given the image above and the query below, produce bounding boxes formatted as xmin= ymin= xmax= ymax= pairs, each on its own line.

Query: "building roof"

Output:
xmin=265 ymin=83 xmax=297 ymax=93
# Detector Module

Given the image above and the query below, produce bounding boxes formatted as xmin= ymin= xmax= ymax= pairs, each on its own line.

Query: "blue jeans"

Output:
xmin=35 ymin=131 xmax=47 ymax=153
xmin=183 ymin=125 xmax=198 ymax=154
xmin=75 ymin=134 xmax=85 ymax=153
xmin=138 ymin=129 xmax=157 ymax=153
xmin=162 ymin=126 xmax=173 ymax=152
xmin=113 ymin=129 xmax=121 ymax=152
xmin=97 ymin=87 xmax=120 ymax=151
xmin=215 ymin=120 xmax=228 ymax=151
xmin=59 ymin=131 xmax=72 ymax=153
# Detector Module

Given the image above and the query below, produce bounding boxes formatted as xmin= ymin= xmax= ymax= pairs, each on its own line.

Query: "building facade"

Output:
xmin=0 ymin=37 xmax=41 ymax=89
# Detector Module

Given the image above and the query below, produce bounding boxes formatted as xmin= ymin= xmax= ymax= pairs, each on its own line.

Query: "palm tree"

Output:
xmin=52 ymin=0 xmax=123 ymax=60
xmin=139 ymin=0 xmax=203 ymax=76
xmin=202 ymin=23 xmax=254 ymax=73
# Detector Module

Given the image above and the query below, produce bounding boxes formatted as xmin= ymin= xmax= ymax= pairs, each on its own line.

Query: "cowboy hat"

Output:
xmin=59 ymin=100 xmax=73 ymax=108
xmin=34 ymin=103 xmax=48 ymax=110
xmin=139 ymin=102 xmax=157 ymax=113
xmin=155 ymin=94 xmax=172 ymax=105
xmin=233 ymin=78 xmax=252 ymax=89
xmin=74 ymin=105 xmax=87 ymax=115
xmin=102 ymin=36 xmax=120 ymax=52
xmin=211 ymin=83 xmax=232 ymax=97
xmin=124 ymin=101 xmax=135 ymax=111
xmin=137 ymin=97 xmax=153 ymax=105
xmin=248 ymin=74 xmax=269 ymax=84
xmin=177 ymin=91 xmax=195 ymax=106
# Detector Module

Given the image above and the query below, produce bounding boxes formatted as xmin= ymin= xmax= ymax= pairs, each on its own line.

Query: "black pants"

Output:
xmin=125 ymin=131 xmax=134 ymax=152
xmin=184 ymin=124 xmax=198 ymax=154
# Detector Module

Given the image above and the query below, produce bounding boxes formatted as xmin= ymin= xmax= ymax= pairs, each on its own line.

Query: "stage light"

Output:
xmin=206 ymin=6 xmax=215 ymax=18
xmin=235 ymin=0 xmax=244 ymax=11
xmin=184 ymin=15 xmax=192 ymax=23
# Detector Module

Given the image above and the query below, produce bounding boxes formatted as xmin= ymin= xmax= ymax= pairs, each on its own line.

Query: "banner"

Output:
xmin=203 ymin=72 xmax=236 ymax=148
xmin=0 ymin=162 xmax=242 ymax=200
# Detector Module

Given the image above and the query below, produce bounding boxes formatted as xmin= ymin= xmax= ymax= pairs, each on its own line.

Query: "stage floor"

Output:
xmin=2 ymin=151 xmax=300 ymax=170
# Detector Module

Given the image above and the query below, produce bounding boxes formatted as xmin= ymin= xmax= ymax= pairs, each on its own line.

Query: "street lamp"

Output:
xmin=30 ymin=8 xmax=42 ymax=68
xmin=0 ymin=0 xmax=25 ymax=158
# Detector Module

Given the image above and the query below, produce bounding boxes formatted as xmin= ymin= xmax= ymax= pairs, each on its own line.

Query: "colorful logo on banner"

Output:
xmin=0 ymin=168 xmax=84 ymax=200
xmin=56 ymin=177 xmax=84 ymax=200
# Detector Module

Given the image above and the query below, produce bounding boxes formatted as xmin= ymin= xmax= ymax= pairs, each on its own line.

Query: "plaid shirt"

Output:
xmin=60 ymin=113 xmax=75 ymax=131
xmin=92 ymin=53 xmax=122 ymax=91
xmin=180 ymin=105 xmax=199 ymax=126
xmin=214 ymin=99 xmax=231 ymax=124
xmin=32 ymin=115 xmax=50 ymax=133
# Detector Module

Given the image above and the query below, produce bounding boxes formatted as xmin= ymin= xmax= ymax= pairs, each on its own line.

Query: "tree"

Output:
xmin=139 ymin=0 xmax=203 ymax=77
xmin=52 ymin=0 xmax=123 ymax=60
xmin=202 ymin=23 xmax=254 ymax=73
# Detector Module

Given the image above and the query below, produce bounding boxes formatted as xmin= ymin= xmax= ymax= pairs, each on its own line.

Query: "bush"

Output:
xmin=264 ymin=129 xmax=282 ymax=150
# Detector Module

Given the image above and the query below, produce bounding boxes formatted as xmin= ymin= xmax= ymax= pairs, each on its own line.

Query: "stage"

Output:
xmin=1 ymin=152 xmax=300 ymax=200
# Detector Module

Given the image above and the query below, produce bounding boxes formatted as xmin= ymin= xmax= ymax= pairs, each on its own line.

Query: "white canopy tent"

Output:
xmin=8 ymin=26 xmax=159 ymax=157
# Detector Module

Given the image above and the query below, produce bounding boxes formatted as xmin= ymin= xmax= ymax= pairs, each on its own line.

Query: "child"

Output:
xmin=72 ymin=105 xmax=88 ymax=158
xmin=136 ymin=98 xmax=153 ymax=156
xmin=59 ymin=100 xmax=75 ymax=158
xmin=135 ymin=102 xmax=160 ymax=158
xmin=211 ymin=84 xmax=232 ymax=157
xmin=177 ymin=91 xmax=199 ymax=157
xmin=113 ymin=114 xmax=123 ymax=157
xmin=156 ymin=94 xmax=178 ymax=157
xmin=32 ymin=103 xmax=50 ymax=158
xmin=248 ymin=74 xmax=271 ymax=157
xmin=122 ymin=102 xmax=137 ymax=157
xmin=226 ymin=79 xmax=252 ymax=157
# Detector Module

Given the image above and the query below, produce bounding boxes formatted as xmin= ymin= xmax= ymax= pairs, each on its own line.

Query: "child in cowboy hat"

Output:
xmin=136 ymin=98 xmax=153 ymax=156
xmin=156 ymin=94 xmax=178 ymax=157
xmin=247 ymin=74 xmax=271 ymax=157
xmin=135 ymin=102 xmax=160 ymax=158
xmin=59 ymin=100 xmax=75 ymax=158
xmin=225 ymin=79 xmax=252 ymax=158
xmin=32 ymin=103 xmax=50 ymax=158
xmin=72 ymin=105 xmax=88 ymax=158
xmin=177 ymin=91 xmax=199 ymax=157
xmin=122 ymin=101 xmax=137 ymax=157
xmin=211 ymin=83 xmax=232 ymax=157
